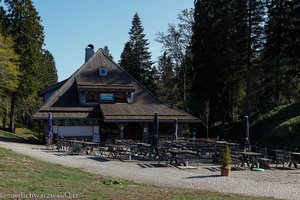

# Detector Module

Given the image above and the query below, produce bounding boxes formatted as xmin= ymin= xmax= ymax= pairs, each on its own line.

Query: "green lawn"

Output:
xmin=0 ymin=147 xmax=274 ymax=200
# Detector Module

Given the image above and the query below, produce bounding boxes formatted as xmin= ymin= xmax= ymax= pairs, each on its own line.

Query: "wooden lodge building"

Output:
xmin=32 ymin=45 xmax=200 ymax=143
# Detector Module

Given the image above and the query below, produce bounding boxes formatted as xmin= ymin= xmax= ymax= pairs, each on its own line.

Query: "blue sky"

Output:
xmin=31 ymin=0 xmax=194 ymax=81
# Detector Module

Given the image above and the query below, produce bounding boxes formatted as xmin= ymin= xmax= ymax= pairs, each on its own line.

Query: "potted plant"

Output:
xmin=220 ymin=144 xmax=231 ymax=176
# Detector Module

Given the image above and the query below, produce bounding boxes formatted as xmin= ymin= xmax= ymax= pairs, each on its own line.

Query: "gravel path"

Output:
xmin=1 ymin=141 xmax=300 ymax=200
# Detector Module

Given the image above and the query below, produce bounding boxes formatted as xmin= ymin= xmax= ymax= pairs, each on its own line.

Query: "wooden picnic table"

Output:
xmin=240 ymin=152 xmax=263 ymax=169
xmin=270 ymin=149 xmax=291 ymax=168
xmin=289 ymin=152 xmax=300 ymax=169
xmin=80 ymin=141 xmax=99 ymax=154
xmin=168 ymin=149 xmax=197 ymax=166
xmin=106 ymin=144 xmax=132 ymax=159
xmin=56 ymin=139 xmax=99 ymax=155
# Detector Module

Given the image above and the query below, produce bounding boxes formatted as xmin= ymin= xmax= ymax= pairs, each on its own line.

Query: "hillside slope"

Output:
xmin=251 ymin=102 xmax=300 ymax=149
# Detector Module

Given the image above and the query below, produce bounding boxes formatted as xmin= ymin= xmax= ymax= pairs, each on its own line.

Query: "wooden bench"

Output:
xmin=254 ymin=146 xmax=272 ymax=169
xmin=274 ymin=150 xmax=291 ymax=168
xmin=231 ymin=151 xmax=243 ymax=169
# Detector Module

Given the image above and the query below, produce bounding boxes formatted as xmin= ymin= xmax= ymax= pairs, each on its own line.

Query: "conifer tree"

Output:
xmin=3 ymin=0 xmax=57 ymax=129
xmin=261 ymin=0 xmax=294 ymax=108
xmin=119 ymin=42 xmax=133 ymax=69
xmin=4 ymin=0 xmax=44 ymax=129
xmin=191 ymin=0 xmax=234 ymax=123
xmin=0 ymin=6 xmax=9 ymax=35
xmin=243 ymin=0 xmax=266 ymax=119
xmin=0 ymin=35 xmax=21 ymax=129
xmin=191 ymin=0 xmax=250 ymax=124
xmin=40 ymin=50 xmax=58 ymax=87
xmin=157 ymin=52 xmax=177 ymax=106
xmin=120 ymin=13 xmax=156 ymax=92
xmin=288 ymin=0 xmax=300 ymax=95
xmin=102 ymin=45 xmax=113 ymax=60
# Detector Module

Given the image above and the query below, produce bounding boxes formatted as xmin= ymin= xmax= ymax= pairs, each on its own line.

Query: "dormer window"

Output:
xmin=99 ymin=67 xmax=108 ymax=76
xmin=100 ymin=93 xmax=114 ymax=102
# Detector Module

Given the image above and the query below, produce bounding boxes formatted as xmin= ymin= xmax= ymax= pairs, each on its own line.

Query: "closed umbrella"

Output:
xmin=151 ymin=112 xmax=159 ymax=147
xmin=242 ymin=115 xmax=251 ymax=151
xmin=173 ymin=118 xmax=178 ymax=142
xmin=47 ymin=112 xmax=53 ymax=145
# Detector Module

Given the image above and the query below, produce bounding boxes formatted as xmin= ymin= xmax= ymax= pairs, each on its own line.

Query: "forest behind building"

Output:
xmin=1 ymin=0 xmax=299 ymax=147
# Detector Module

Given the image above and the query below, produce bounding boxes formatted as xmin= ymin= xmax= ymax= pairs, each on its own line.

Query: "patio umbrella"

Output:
xmin=173 ymin=118 xmax=178 ymax=142
xmin=242 ymin=115 xmax=251 ymax=151
xmin=151 ymin=112 xmax=159 ymax=147
xmin=47 ymin=112 xmax=53 ymax=145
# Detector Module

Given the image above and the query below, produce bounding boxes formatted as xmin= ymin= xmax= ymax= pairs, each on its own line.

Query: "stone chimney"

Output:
xmin=85 ymin=44 xmax=94 ymax=62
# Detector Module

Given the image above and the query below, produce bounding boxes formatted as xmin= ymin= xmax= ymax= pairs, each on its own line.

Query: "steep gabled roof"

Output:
xmin=39 ymin=79 xmax=68 ymax=95
xmin=32 ymin=49 xmax=200 ymax=123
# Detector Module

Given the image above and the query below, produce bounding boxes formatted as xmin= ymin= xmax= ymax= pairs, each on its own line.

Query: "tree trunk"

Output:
xmin=206 ymin=101 xmax=209 ymax=139
xmin=9 ymin=93 xmax=16 ymax=133
xmin=183 ymin=62 xmax=187 ymax=103
xmin=2 ymin=110 xmax=7 ymax=129
xmin=245 ymin=0 xmax=253 ymax=118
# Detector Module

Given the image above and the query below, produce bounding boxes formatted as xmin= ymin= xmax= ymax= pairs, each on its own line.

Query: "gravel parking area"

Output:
xmin=1 ymin=141 xmax=300 ymax=200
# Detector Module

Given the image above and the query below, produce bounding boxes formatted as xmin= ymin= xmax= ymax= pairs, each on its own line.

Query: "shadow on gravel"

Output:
xmin=274 ymin=166 xmax=294 ymax=170
xmin=204 ymin=167 xmax=220 ymax=172
xmin=137 ymin=163 xmax=168 ymax=168
xmin=88 ymin=156 xmax=110 ymax=162
xmin=184 ymin=174 xmax=221 ymax=179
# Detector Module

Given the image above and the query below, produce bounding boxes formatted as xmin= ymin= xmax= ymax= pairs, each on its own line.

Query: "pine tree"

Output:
xmin=3 ymin=0 xmax=57 ymax=129
xmin=102 ymin=45 xmax=113 ymax=60
xmin=40 ymin=50 xmax=58 ymax=87
xmin=289 ymin=0 xmax=300 ymax=95
xmin=191 ymin=0 xmax=251 ymax=125
xmin=221 ymin=0 xmax=248 ymax=122
xmin=191 ymin=0 xmax=233 ymax=123
xmin=284 ymin=0 xmax=300 ymax=101
xmin=157 ymin=52 xmax=177 ymax=106
xmin=120 ymin=13 xmax=156 ymax=92
xmin=244 ymin=0 xmax=266 ymax=118
xmin=0 ymin=6 xmax=9 ymax=35
xmin=0 ymin=35 xmax=21 ymax=129
xmin=119 ymin=42 xmax=133 ymax=70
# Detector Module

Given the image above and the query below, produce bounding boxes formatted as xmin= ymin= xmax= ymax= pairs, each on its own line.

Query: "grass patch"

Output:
xmin=0 ymin=128 xmax=38 ymax=142
xmin=0 ymin=147 xmax=274 ymax=200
